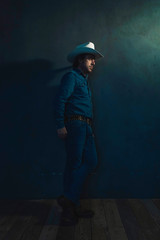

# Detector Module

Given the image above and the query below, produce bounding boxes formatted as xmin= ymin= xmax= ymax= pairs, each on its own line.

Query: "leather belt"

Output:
xmin=64 ymin=115 xmax=92 ymax=126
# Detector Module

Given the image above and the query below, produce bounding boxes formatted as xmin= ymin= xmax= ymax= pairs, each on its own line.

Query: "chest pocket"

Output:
xmin=76 ymin=81 xmax=89 ymax=95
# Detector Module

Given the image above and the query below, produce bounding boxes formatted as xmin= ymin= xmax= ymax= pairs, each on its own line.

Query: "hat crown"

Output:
xmin=76 ymin=42 xmax=95 ymax=50
xmin=67 ymin=41 xmax=103 ymax=62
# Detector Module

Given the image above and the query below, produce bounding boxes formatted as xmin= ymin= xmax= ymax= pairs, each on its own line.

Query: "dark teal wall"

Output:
xmin=1 ymin=0 xmax=160 ymax=198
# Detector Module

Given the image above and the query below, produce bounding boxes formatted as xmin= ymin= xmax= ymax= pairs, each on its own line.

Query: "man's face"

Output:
xmin=79 ymin=54 xmax=96 ymax=74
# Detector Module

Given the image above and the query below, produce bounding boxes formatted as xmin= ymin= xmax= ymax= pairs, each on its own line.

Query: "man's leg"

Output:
xmin=83 ymin=123 xmax=98 ymax=174
xmin=72 ymin=122 xmax=98 ymax=218
xmin=63 ymin=120 xmax=87 ymax=206
xmin=63 ymin=120 xmax=98 ymax=206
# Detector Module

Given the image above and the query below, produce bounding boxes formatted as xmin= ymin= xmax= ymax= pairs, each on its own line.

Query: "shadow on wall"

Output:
xmin=0 ymin=59 xmax=72 ymax=199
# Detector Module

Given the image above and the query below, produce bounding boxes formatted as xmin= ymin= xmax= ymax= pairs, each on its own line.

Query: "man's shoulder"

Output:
xmin=61 ymin=69 xmax=79 ymax=83
xmin=60 ymin=70 xmax=77 ymax=86
xmin=63 ymin=69 xmax=78 ymax=77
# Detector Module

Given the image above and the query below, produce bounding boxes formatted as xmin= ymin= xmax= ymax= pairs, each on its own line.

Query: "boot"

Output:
xmin=74 ymin=204 xmax=95 ymax=218
xmin=57 ymin=195 xmax=78 ymax=226
xmin=57 ymin=195 xmax=75 ymax=208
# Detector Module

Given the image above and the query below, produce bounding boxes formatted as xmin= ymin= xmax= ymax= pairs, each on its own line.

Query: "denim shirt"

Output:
xmin=55 ymin=68 xmax=93 ymax=129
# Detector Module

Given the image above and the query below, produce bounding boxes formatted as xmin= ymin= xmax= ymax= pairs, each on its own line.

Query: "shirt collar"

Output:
xmin=73 ymin=68 xmax=88 ymax=79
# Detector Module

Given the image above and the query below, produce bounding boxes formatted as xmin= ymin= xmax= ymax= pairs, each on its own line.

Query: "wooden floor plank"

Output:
xmin=19 ymin=200 xmax=51 ymax=240
xmin=2 ymin=200 xmax=50 ymax=240
xmin=91 ymin=199 xmax=111 ymax=240
xmin=128 ymin=199 xmax=160 ymax=240
xmin=1 ymin=201 xmax=33 ymax=240
xmin=54 ymin=225 xmax=75 ymax=240
xmin=141 ymin=199 xmax=160 ymax=226
xmin=1 ymin=199 xmax=160 ymax=240
xmin=39 ymin=199 xmax=75 ymax=240
xmin=74 ymin=199 xmax=91 ymax=240
xmin=152 ymin=199 xmax=160 ymax=211
xmin=116 ymin=199 xmax=147 ymax=240
xmin=0 ymin=200 xmax=23 ymax=225
xmin=103 ymin=199 xmax=128 ymax=240
xmin=38 ymin=199 xmax=62 ymax=240
xmin=0 ymin=201 xmax=26 ymax=240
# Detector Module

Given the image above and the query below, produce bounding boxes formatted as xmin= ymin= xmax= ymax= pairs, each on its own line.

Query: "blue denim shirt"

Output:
xmin=55 ymin=68 xmax=93 ymax=129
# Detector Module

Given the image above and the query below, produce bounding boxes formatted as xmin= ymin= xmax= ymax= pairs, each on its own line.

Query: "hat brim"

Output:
xmin=67 ymin=47 xmax=104 ymax=63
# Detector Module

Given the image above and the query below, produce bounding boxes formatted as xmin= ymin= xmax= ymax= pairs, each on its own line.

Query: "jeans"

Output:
xmin=63 ymin=119 xmax=98 ymax=206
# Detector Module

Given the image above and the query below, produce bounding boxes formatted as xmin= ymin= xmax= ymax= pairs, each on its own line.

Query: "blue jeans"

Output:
xmin=63 ymin=119 xmax=98 ymax=206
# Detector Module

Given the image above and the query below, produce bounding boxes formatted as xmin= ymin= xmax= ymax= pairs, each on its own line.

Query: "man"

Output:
xmin=55 ymin=42 xmax=104 ymax=225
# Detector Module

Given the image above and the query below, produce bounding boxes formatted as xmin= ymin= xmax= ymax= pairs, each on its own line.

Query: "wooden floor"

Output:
xmin=0 ymin=199 xmax=160 ymax=240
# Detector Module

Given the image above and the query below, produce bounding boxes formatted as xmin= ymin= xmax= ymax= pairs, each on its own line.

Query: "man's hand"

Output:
xmin=57 ymin=127 xmax=68 ymax=139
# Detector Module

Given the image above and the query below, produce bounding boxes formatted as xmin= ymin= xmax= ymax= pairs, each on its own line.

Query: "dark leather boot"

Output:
xmin=57 ymin=195 xmax=78 ymax=226
xmin=57 ymin=195 xmax=75 ymax=208
xmin=74 ymin=204 xmax=95 ymax=218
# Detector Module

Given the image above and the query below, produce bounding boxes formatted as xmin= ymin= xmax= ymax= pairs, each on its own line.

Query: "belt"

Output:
xmin=64 ymin=115 xmax=92 ymax=126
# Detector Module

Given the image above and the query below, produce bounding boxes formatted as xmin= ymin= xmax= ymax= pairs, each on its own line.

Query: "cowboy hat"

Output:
xmin=67 ymin=42 xmax=104 ymax=63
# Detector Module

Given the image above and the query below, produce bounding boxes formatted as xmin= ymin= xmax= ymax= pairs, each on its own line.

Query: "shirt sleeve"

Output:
xmin=54 ymin=72 xmax=76 ymax=129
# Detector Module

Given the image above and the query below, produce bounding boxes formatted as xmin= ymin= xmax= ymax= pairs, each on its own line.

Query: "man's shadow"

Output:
xmin=0 ymin=59 xmax=72 ymax=198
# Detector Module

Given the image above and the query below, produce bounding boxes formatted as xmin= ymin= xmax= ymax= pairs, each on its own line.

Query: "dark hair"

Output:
xmin=73 ymin=54 xmax=87 ymax=68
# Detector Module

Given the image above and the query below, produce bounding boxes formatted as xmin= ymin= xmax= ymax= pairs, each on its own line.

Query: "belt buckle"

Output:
xmin=79 ymin=115 xmax=83 ymax=121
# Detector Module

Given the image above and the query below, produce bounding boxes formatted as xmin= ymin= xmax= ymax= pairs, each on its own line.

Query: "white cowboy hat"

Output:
xmin=67 ymin=42 xmax=104 ymax=63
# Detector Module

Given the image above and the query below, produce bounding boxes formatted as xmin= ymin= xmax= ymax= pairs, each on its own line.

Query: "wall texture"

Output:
xmin=1 ymin=0 xmax=160 ymax=198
